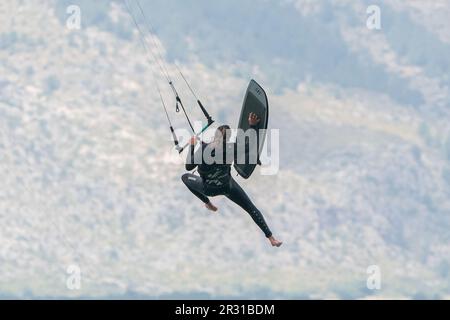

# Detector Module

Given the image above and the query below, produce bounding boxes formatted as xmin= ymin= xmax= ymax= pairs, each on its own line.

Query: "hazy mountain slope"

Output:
xmin=1 ymin=0 xmax=449 ymax=299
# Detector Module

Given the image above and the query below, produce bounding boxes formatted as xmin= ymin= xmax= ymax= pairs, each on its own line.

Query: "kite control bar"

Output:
xmin=177 ymin=120 xmax=215 ymax=154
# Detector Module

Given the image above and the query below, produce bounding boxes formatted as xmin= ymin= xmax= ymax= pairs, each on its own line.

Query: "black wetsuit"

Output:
xmin=181 ymin=136 xmax=273 ymax=238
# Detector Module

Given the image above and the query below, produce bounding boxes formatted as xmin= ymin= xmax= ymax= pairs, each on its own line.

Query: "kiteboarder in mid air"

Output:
xmin=182 ymin=112 xmax=283 ymax=247
xmin=123 ymin=1 xmax=280 ymax=246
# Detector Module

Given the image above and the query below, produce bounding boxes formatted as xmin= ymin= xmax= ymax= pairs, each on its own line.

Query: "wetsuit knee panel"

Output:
xmin=181 ymin=173 xmax=190 ymax=185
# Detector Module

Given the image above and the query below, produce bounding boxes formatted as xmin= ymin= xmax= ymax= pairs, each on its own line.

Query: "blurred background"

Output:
xmin=1 ymin=0 xmax=450 ymax=299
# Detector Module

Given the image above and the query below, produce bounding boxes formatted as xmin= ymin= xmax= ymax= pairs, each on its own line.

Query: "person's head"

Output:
xmin=214 ymin=125 xmax=231 ymax=144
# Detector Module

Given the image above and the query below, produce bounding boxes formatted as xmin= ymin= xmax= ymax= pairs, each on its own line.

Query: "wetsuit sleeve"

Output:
xmin=185 ymin=142 xmax=205 ymax=171
xmin=185 ymin=144 xmax=197 ymax=171
xmin=233 ymin=124 xmax=260 ymax=163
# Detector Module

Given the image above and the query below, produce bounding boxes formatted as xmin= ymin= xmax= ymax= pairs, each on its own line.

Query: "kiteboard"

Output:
xmin=233 ymin=79 xmax=269 ymax=179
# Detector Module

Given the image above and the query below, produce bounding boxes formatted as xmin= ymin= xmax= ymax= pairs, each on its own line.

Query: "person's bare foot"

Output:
xmin=269 ymin=236 xmax=283 ymax=247
xmin=205 ymin=202 xmax=218 ymax=212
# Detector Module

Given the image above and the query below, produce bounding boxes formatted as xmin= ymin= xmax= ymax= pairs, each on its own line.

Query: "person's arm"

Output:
xmin=234 ymin=112 xmax=261 ymax=162
xmin=185 ymin=136 xmax=203 ymax=171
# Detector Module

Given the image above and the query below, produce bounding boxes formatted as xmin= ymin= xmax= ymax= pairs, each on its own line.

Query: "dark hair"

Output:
xmin=215 ymin=125 xmax=231 ymax=143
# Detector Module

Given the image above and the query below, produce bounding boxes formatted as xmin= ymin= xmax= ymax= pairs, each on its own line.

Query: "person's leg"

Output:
xmin=181 ymin=174 xmax=218 ymax=211
xmin=225 ymin=179 xmax=282 ymax=246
